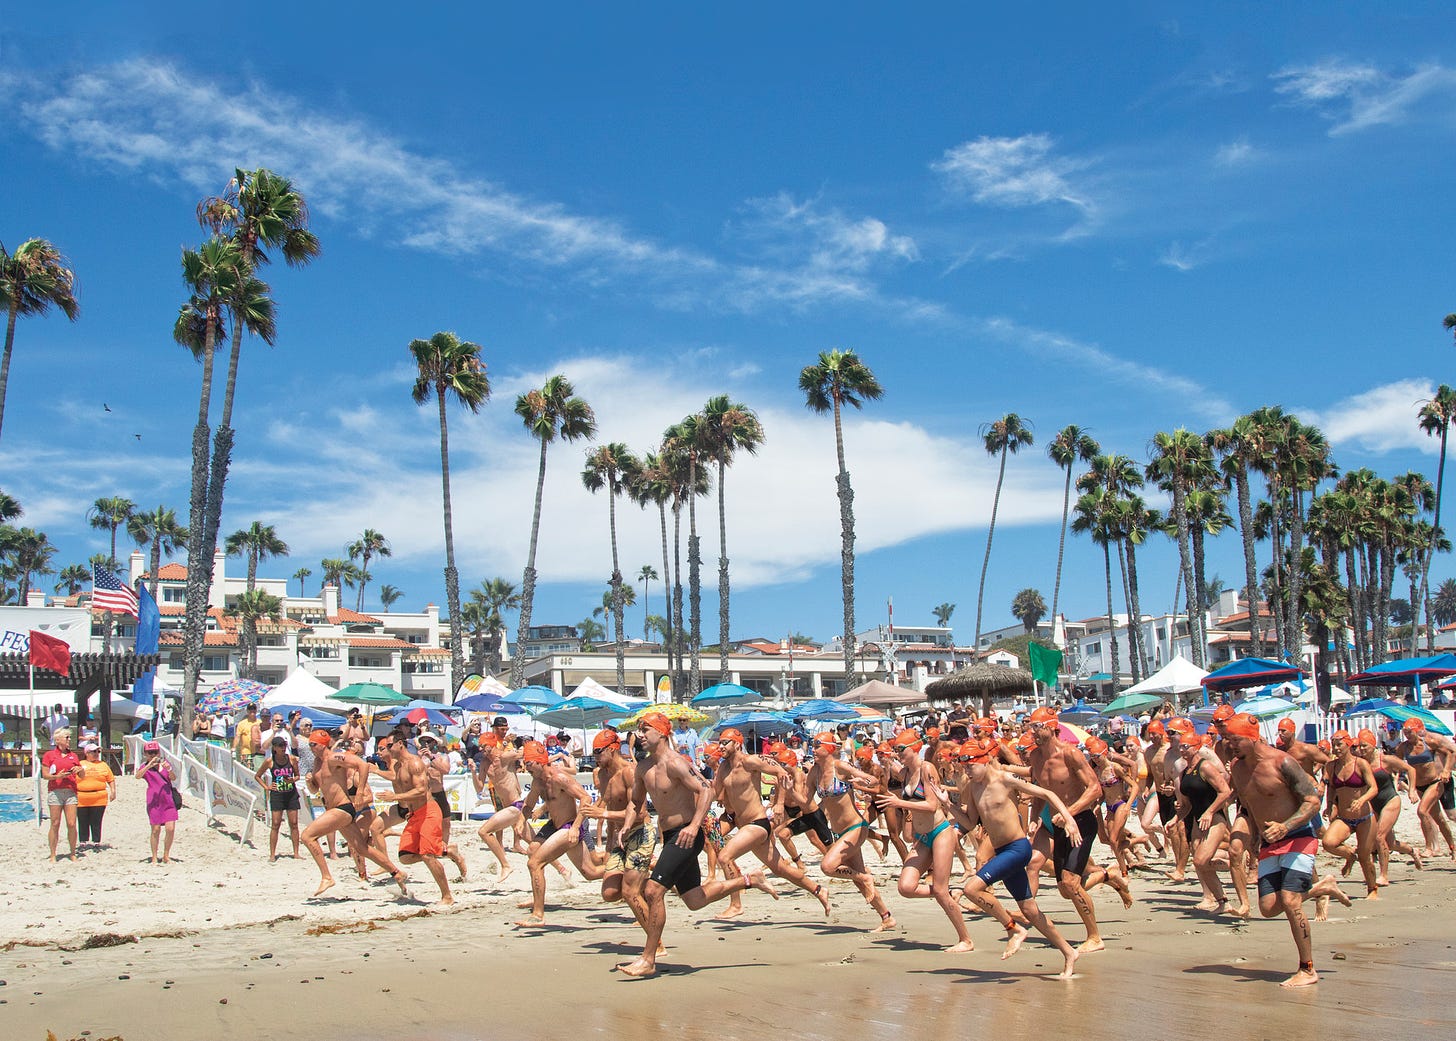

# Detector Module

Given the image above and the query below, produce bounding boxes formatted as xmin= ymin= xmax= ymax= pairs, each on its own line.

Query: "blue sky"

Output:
xmin=2 ymin=5 xmax=1454 ymax=654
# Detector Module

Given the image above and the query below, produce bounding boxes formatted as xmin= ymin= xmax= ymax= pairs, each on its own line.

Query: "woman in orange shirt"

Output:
xmin=75 ymin=742 xmax=117 ymax=850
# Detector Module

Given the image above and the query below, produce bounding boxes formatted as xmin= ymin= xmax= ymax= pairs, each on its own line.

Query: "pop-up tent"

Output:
xmin=1118 ymin=654 xmax=1208 ymax=697
xmin=262 ymin=669 xmax=342 ymax=710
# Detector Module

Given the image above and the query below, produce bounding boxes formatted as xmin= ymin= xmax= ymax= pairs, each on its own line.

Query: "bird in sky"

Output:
xmin=103 ymin=403 xmax=111 ymax=412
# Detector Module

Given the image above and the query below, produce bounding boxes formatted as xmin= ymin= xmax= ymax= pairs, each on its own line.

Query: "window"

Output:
xmin=257 ymin=635 xmax=285 ymax=647
xmin=202 ymin=654 xmax=230 ymax=672
xmin=1085 ymin=641 xmax=1101 ymax=655
xmin=403 ymin=661 xmax=444 ymax=674
xmin=300 ymin=645 xmax=339 ymax=661
xmin=163 ymin=587 xmax=186 ymax=604
xmin=349 ymin=655 xmax=386 ymax=668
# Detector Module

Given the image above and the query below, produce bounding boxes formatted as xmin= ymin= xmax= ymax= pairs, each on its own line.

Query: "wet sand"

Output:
xmin=6 ymin=845 xmax=1455 ymax=1041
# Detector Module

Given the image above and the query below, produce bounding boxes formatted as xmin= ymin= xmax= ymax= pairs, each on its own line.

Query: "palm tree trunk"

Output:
xmin=1115 ymin=540 xmax=1136 ymax=683
xmin=1286 ymin=489 xmax=1307 ymax=659
xmin=608 ymin=477 xmax=627 ymax=695
xmin=973 ymin=448 xmax=1009 ymax=656
xmin=0 ymin=303 xmax=18 ymax=445
xmin=180 ymin=310 xmax=220 ymax=733
xmin=1172 ymin=483 xmax=1202 ymax=667
xmin=671 ymin=502 xmax=686 ymax=700
xmin=832 ymin=400 xmax=857 ymax=689
xmin=358 ymin=549 xmax=371 ymax=612
xmin=1050 ymin=464 xmax=1073 ymax=647
xmin=1126 ymin=537 xmax=1146 ymax=675
xmin=435 ymin=388 xmax=465 ymax=695
xmin=1102 ymin=541 xmax=1118 ymax=677
xmin=687 ymin=456 xmax=703 ymax=697
xmin=511 ymin=440 xmax=551 ymax=689
xmin=717 ymin=459 xmax=731 ymax=683
xmin=1422 ymin=423 xmax=1448 ymax=652
xmin=657 ymin=501 xmax=673 ymax=695
xmin=1234 ymin=466 xmax=1262 ymax=657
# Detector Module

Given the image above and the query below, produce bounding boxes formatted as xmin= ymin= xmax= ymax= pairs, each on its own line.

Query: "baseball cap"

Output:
xmin=143 ymin=740 xmax=160 ymax=753
xmin=81 ymin=741 xmax=99 ymax=752
xmin=491 ymin=716 xmax=509 ymax=727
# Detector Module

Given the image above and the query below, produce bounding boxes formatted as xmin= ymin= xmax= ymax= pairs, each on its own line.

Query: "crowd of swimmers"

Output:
xmin=267 ymin=705 xmax=1454 ymax=987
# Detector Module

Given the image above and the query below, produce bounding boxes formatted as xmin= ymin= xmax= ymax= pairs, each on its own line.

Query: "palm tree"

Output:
xmin=628 ymin=451 xmax=680 ymax=693
xmin=175 ymin=234 xmax=258 ymax=729
xmin=228 ymin=589 xmax=283 ymax=679
xmin=637 ymin=565 xmax=660 ymax=641
xmin=54 ymin=564 xmax=89 ymax=596
xmin=1208 ymin=417 xmax=1270 ymax=658
xmin=127 ymin=505 xmax=187 ymax=603
xmin=577 ymin=617 xmax=606 ymax=651
xmin=1047 ymin=425 xmax=1099 ymax=644
xmin=378 ymin=584 xmax=404 ymax=611
xmin=799 ymin=349 xmax=883 ymax=688
xmin=225 ymin=522 xmax=288 ymax=677
xmin=644 ymin=613 xmax=670 ymax=643
xmin=663 ymin=415 xmax=711 ymax=695
xmin=1110 ymin=494 xmax=1159 ymax=678
xmin=1433 ymin=577 xmax=1456 ymax=627
xmin=0 ymin=490 xmax=21 ymax=522
xmin=582 ymin=442 xmax=641 ymax=693
xmin=319 ymin=557 xmax=350 ymax=592
xmin=468 ymin=578 xmax=520 ymax=675
xmin=698 ymin=395 xmax=766 ymax=681
xmin=594 ymin=584 xmax=639 ymax=618
xmin=88 ymin=496 xmax=135 ymax=654
xmin=511 ymin=375 xmax=596 ymax=688
xmin=932 ymin=602 xmax=955 ymax=628
xmin=1417 ymin=384 xmax=1456 ymax=650
xmin=1011 ymin=588 xmax=1047 ymax=632
xmin=1072 ymin=489 xmax=1120 ymax=679
xmin=347 ymin=529 xmax=392 ymax=611
xmin=292 ymin=567 xmax=312 ymax=597
xmin=411 ymin=331 xmax=491 ymax=696
xmin=0 ymin=238 xmax=80 ymax=445
xmin=974 ymin=413 xmax=1034 ymax=656
xmin=1147 ymin=429 xmax=1214 ymax=666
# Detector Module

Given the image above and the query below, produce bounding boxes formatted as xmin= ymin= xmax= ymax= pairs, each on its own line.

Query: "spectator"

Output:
xmin=136 ymin=740 xmax=179 ymax=864
xmin=43 ymin=703 xmax=70 ymax=746
xmin=75 ymin=742 xmax=116 ymax=850
xmin=192 ymin=711 xmax=213 ymax=742
xmin=258 ymin=712 xmax=291 ymax=755
xmin=41 ymin=727 xmax=81 ymax=862
xmin=672 ymin=719 xmax=702 ymax=767
xmin=233 ymin=704 xmax=262 ymax=768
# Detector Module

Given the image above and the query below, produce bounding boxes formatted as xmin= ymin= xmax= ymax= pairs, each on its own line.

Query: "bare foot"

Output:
xmin=714 ymin=904 xmax=744 ymax=920
xmin=1227 ymin=904 xmax=1251 ymax=919
xmin=1078 ymin=937 xmax=1106 ymax=954
xmin=1001 ymin=923 xmax=1028 ymax=960
xmin=1313 ymin=895 xmax=1330 ymax=922
xmin=746 ymin=871 xmax=779 ymax=900
xmin=514 ymin=915 xmax=546 ymax=928
xmin=393 ymin=871 xmax=411 ymax=897
xmin=1339 ymin=853 xmax=1355 ymax=878
xmin=870 ymin=913 xmax=897 ymax=933
xmin=613 ymin=958 xmax=657 ymax=978
xmin=1312 ymin=874 xmax=1353 ymax=909
xmin=495 ymin=866 xmax=514 ymax=885
xmin=1166 ymin=871 xmax=1186 ymax=883
xmin=515 ymin=899 xmax=535 ymax=909
xmin=1057 ymin=948 xmax=1080 ymax=978
xmin=1412 ymin=849 xmax=1425 ymax=870
xmin=313 ymin=877 xmax=336 ymax=897
xmin=1110 ymin=870 xmax=1133 ymax=909
xmin=1195 ymin=898 xmax=1220 ymax=912
xmin=433 ymin=897 xmax=456 ymax=909
xmin=1280 ymin=966 xmax=1319 ymax=988
xmin=945 ymin=939 xmax=975 ymax=953
xmin=810 ymin=882 xmax=832 ymax=917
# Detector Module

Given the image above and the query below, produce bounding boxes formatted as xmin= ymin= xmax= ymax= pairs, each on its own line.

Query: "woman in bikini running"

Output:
xmin=1354 ymin=727 xmax=1423 ymax=882
xmin=1320 ymin=729 xmax=1381 ymax=899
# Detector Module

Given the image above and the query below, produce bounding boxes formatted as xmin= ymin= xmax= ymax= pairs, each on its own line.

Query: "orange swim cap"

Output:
xmin=1276 ymin=717 xmax=1297 ymax=733
xmin=960 ymin=737 xmax=997 ymax=763
xmin=926 ymin=727 xmax=941 ymax=739
xmin=1029 ymin=706 xmax=1059 ymax=725
xmin=1211 ymin=704 xmax=1235 ymax=723
xmin=522 ymin=740 xmax=548 ymax=765
xmin=704 ymin=744 xmax=724 ymax=762
xmin=1317 ymin=739 xmax=1332 ymax=754
xmin=1330 ymin=729 xmax=1353 ymax=745
xmin=892 ymin=729 xmax=922 ymax=750
xmin=1357 ymin=728 xmax=1379 ymax=747
xmin=975 ymin=717 xmax=998 ymax=732
xmin=776 ymin=748 xmax=798 ymax=768
xmin=592 ymin=729 xmax=619 ymax=751
xmin=815 ymin=736 xmax=840 ymax=754
xmin=855 ymin=744 xmax=874 ymax=761
xmin=718 ymin=728 xmax=745 ymax=747
xmin=1402 ymin=717 xmax=1426 ymax=733
xmin=1147 ymin=720 xmax=1166 ymax=737
xmin=1222 ymin=713 xmax=1261 ymax=740
xmin=309 ymin=730 xmax=333 ymax=748
xmin=1084 ymin=736 xmax=1109 ymax=756
xmin=638 ymin=712 xmax=672 ymax=737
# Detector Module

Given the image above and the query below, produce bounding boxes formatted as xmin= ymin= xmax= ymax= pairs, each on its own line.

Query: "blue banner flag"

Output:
xmin=133 ymin=583 xmax=160 ymax=698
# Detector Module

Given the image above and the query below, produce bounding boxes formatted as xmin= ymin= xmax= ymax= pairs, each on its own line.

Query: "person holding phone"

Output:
xmin=135 ymin=740 xmax=179 ymax=865
xmin=41 ymin=727 xmax=82 ymax=862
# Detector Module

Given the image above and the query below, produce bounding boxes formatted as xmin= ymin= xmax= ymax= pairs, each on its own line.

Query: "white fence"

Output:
xmin=123 ymin=734 xmax=259 ymax=845
xmin=1306 ymin=708 xmax=1456 ymax=743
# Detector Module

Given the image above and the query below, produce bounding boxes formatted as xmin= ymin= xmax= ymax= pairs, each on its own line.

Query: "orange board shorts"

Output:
xmin=400 ymin=797 xmax=444 ymax=857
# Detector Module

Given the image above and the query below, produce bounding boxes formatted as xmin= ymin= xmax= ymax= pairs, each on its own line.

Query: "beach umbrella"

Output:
xmin=198 ymin=678 xmax=270 ymax=715
xmin=835 ymin=680 xmax=929 ymax=707
xmin=1343 ymin=700 xmax=1453 ymax=736
xmin=691 ymin=683 xmax=761 ymax=708
xmin=388 ymin=705 xmax=456 ymax=728
xmin=268 ymin=702 xmax=346 ymax=729
xmin=454 ymin=693 xmax=514 ymax=714
xmin=1232 ymin=694 xmax=1301 ymax=719
xmin=500 ymin=685 xmax=565 ymax=712
xmin=1345 ymin=697 xmax=1399 ymax=716
xmin=1100 ymin=691 xmax=1166 ymax=717
xmin=791 ymin=699 xmax=861 ymax=721
xmin=1346 ymin=654 xmax=1456 ymax=708
xmin=330 ymin=682 xmax=408 ymax=706
xmin=1057 ymin=700 xmax=1100 ymax=726
xmin=1057 ymin=721 xmax=1093 ymax=745
xmin=616 ymin=703 xmax=711 ymax=729
xmin=456 ymin=673 xmax=512 ymax=699
xmin=1201 ymin=658 xmax=1307 ymax=695
xmin=925 ymin=663 xmax=1035 ymax=712
xmin=534 ymin=696 xmax=625 ymax=732
xmin=708 ymin=710 xmax=803 ymax=742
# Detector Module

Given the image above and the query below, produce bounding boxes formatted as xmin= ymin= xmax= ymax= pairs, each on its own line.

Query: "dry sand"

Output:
xmin=3 ymin=774 xmax=1455 ymax=1041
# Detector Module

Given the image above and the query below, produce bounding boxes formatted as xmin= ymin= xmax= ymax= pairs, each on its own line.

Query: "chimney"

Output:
xmin=26 ymin=588 xmax=47 ymax=607
xmin=129 ymin=550 xmax=144 ymax=586
xmin=323 ymin=583 xmax=340 ymax=617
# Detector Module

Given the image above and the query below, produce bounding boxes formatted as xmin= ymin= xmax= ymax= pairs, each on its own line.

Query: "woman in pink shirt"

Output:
xmin=41 ymin=728 xmax=81 ymax=862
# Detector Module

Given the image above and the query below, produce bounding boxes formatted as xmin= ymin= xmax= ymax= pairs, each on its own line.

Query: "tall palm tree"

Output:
xmin=127 ymin=505 xmax=187 ymax=603
xmin=378 ymin=584 xmax=404 ymax=610
xmin=54 ymin=564 xmax=89 ymax=596
xmin=698 ymin=395 xmax=765 ymax=681
xmin=348 ymin=529 xmax=392 ymax=611
xmin=582 ymin=442 xmax=641 ymax=693
xmin=799 ymin=349 xmax=883 ymax=688
xmin=1417 ymin=384 xmax=1456 ymax=650
xmin=577 ymin=617 xmax=606 ymax=651
xmin=974 ymin=413 xmax=1034 ymax=656
xmin=175 ymin=235 xmax=263 ymax=729
xmin=320 ymin=557 xmax=350 ymax=593
xmin=1072 ymin=489 xmax=1120 ymax=679
xmin=511 ymin=375 xmax=596 ymax=688
xmin=0 ymin=238 xmax=80 ymax=445
xmin=637 ymin=565 xmax=660 ymax=641
xmin=1147 ymin=429 xmax=1214 ymax=666
xmin=292 ymin=567 xmax=312 ymax=597
xmin=411 ymin=331 xmax=490 ymax=696
xmin=228 ymin=589 xmax=283 ymax=679
xmin=88 ymin=496 xmax=135 ymax=653
xmin=1078 ymin=454 xmax=1145 ymax=676
xmin=628 ymin=451 xmax=679 ymax=690
xmin=1208 ymin=418 xmax=1269 ymax=657
xmin=1011 ymin=588 xmax=1047 ymax=632
xmin=15 ymin=530 xmax=56 ymax=601
xmin=1434 ymin=577 xmax=1456 ymax=627
xmin=932 ymin=602 xmax=955 ymax=628
xmin=225 ymin=521 xmax=288 ymax=676
xmin=1047 ymin=425 xmax=1099 ymax=645
xmin=470 ymin=578 xmax=520 ymax=675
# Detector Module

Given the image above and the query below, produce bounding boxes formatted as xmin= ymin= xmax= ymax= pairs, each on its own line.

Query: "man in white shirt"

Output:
xmin=44 ymin=704 xmax=70 ymax=746
xmin=672 ymin=722 xmax=702 ymax=767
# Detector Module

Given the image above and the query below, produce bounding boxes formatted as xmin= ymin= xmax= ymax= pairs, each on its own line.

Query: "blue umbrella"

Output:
xmin=1201 ymin=657 xmax=1307 ymax=694
xmin=269 ymin=703 xmax=347 ymax=729
xmin=1346 ymin=654 xmax=1456 ymax=708
xmin=708 ymin=710 xmax=803 ymax=740
xmin=1232 ymin=694 xmax=1301 ymax=720
xmin=1346 ymin=697 xmax=1398 ymax=716
xmin=1343 ymin=699 xmax=1453 ymax=736
xmin=399 ymin=698 xmax=463 ymax=716
xmin=454 ymin=693 xmax=514 ymax=714
xmin=692 ymin=683 xmax=761 ymax=707
xmin=386 ymin=705 xmax=456 ymax=728
xmin=501 ymin=685 xmax=565 ymax=712
xmin=534 ymin=696 xmax=625 ymax=731
xmin=790 ymin=700 xmax=861 ymax=721
xmin=1058 ymin=699 xmax=1101 ymax=726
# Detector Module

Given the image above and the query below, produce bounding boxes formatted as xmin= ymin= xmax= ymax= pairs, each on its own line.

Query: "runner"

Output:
xmin=1275 ymin=717 xmax=1332 ymax=832
xmin=937 ymin=737 xmax=1081 ymax=978
xmin=512 ymin=739 xmax=605 ymax=928
xmin=1353 ymin=728 xmax=1423 ymax=880
xmin=1394 ymin=718 xmax=1456 ymax=858
xmin=1148 ymin=721 xmax=1186 ymax=873
xmin=472 ymin=732 xmax=528 ymax=882
xmin=417 ymin=732 xmax=459 ymax=851
xmin=1173 ymin=729 xmax=1236 ymax=913
xmin=1320 ymin=729 xmax=1380 ymax=899
xmin=1084 ymin=737 xmax=1138 ymax=877
xmin=1138 ymin=721 xmax=1170 ymax=858
xmin=589 ymin=729 xmax=654 ymax=936
xmin=1222 ymin=712 xmax=1351 ymax=988
xmin=374 ymin=727 xmax=463 ymax=906
xmin=299 ymin=731 xmax=409 ymax=898
xmin=875 ymin=728 xmax=974 ymax=952
xmin=1208 ymin=708 xmax=1253 ymax=917
xmin=806 ymin=735 xmax=896 ymax=931
xmin=613 ymin=713 xmax=778 ymax=979
xmin=1025 ymin=706 xmax=1131 ymax=954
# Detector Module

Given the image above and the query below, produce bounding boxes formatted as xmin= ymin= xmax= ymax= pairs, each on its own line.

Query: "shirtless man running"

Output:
xmin=1223 ymin=713 xmax=1350 ymax=988
xmin=939 ymin=737 xmax=1081 ymax=978
xmin=614 ymin=713 xmax=777 ymax=979
xmin=588 ymin=729 xmax=654 ymax=935
xmin=473 ymin=733 xmax=527 ymax=881
xmin=299 ymin=731 xmax=409 ymax=898
xmin=513 ymin=740 xmax=605 ymax=928
xmin=375 ymin=727 xmax=464 ymax=906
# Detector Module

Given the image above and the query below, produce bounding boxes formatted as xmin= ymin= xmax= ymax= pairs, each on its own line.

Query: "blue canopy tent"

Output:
xmin=269 ymin=703 xmax=348 ymax=729
xmin=1345 ymin=654 xmax=1456 ymax=708
xmin=1200 ymin=657 xmax=1307 ymax=705
xmin=790 ymin=700 xmax=861 ymax=721
xmin=708 ymin=711 xmax=804 ymax=751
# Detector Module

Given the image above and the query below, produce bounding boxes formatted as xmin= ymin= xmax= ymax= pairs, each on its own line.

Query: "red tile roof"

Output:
xmin=346 ymin=637 xmax=414 ymax=650
xmin=160 ymin=631 xmax=238 ymax=647
xmin=330 ymin=608 xmax=382 ymax=625
xmin=142 ymin=563 xmax=189 ymax=580
xmin=405 ymin=647 xmax=451 ymax=657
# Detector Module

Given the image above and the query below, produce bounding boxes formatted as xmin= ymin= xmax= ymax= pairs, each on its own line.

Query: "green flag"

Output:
xmin=1028 ymin=641 xmax=1063 ymax=688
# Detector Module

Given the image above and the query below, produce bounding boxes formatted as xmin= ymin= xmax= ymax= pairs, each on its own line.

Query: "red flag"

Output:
xmin=28 ymin=630 xmax=72 ymax=677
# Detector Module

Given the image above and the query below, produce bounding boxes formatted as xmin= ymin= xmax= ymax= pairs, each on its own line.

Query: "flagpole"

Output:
xmin=29 ymin=661 xmax=40 ymax=827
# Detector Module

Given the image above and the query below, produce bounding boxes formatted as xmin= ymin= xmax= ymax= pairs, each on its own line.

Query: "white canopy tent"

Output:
xmin=1118 ymin=654 xmax=1208 ymax=697
xmin=262 ymin=669 xmax=343 ymax=710
xmin=565 ymin=675 xmax=648 ymax=710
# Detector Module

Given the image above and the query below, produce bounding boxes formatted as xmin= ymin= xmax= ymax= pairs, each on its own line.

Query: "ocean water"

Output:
xmin=0 ymin=793 xmax=34 ymax=822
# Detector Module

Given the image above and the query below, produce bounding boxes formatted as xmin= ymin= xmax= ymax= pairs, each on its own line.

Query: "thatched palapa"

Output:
xmin=924 ymin=662 xmax=1034 ymax=714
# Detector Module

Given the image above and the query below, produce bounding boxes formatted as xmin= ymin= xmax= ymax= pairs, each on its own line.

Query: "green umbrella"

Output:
xmin=329 ymin=682 xmax=409 ymax=706
xmin=1100 ymin=691 xmax=1167 ymax=717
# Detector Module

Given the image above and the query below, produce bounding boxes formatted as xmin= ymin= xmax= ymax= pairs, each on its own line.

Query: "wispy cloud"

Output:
xmin=1213 ymin=137 xmax=1258 ymax=168
xmin=933 ymin=134 xmax=1096 ymax=217
xmin=1298 ymin=378 xmax=1439 ymax=454
xmin=0 ymin=59 xmax=932 ymax=320
xmin=1272 ymin=59 xmax=1456 ymax=135
xmin=1157 ymin=236 xmax=1223 ymax=272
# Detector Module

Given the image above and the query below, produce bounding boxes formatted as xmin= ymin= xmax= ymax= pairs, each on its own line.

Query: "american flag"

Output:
xmin=92 ymin=565 xmax=139 ymax=618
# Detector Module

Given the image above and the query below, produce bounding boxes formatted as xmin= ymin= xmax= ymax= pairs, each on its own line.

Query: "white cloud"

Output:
xmin=1213 ymin=137 xmax=1258 ymax=168
xmin=1158 ymin=243 xmax=1198 ymax=272
xmin=1297 ymin=378 xmax=1439 ymax=454
xmin=932 ymin=134 xmax=1095 ymax=215
xmin=1272 ymin=59 xmax=1456 ymax=135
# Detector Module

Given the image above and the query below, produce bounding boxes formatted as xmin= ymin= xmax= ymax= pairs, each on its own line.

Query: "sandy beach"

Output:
xmin=3 ymin=773 xmax=1455 ymax=1041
